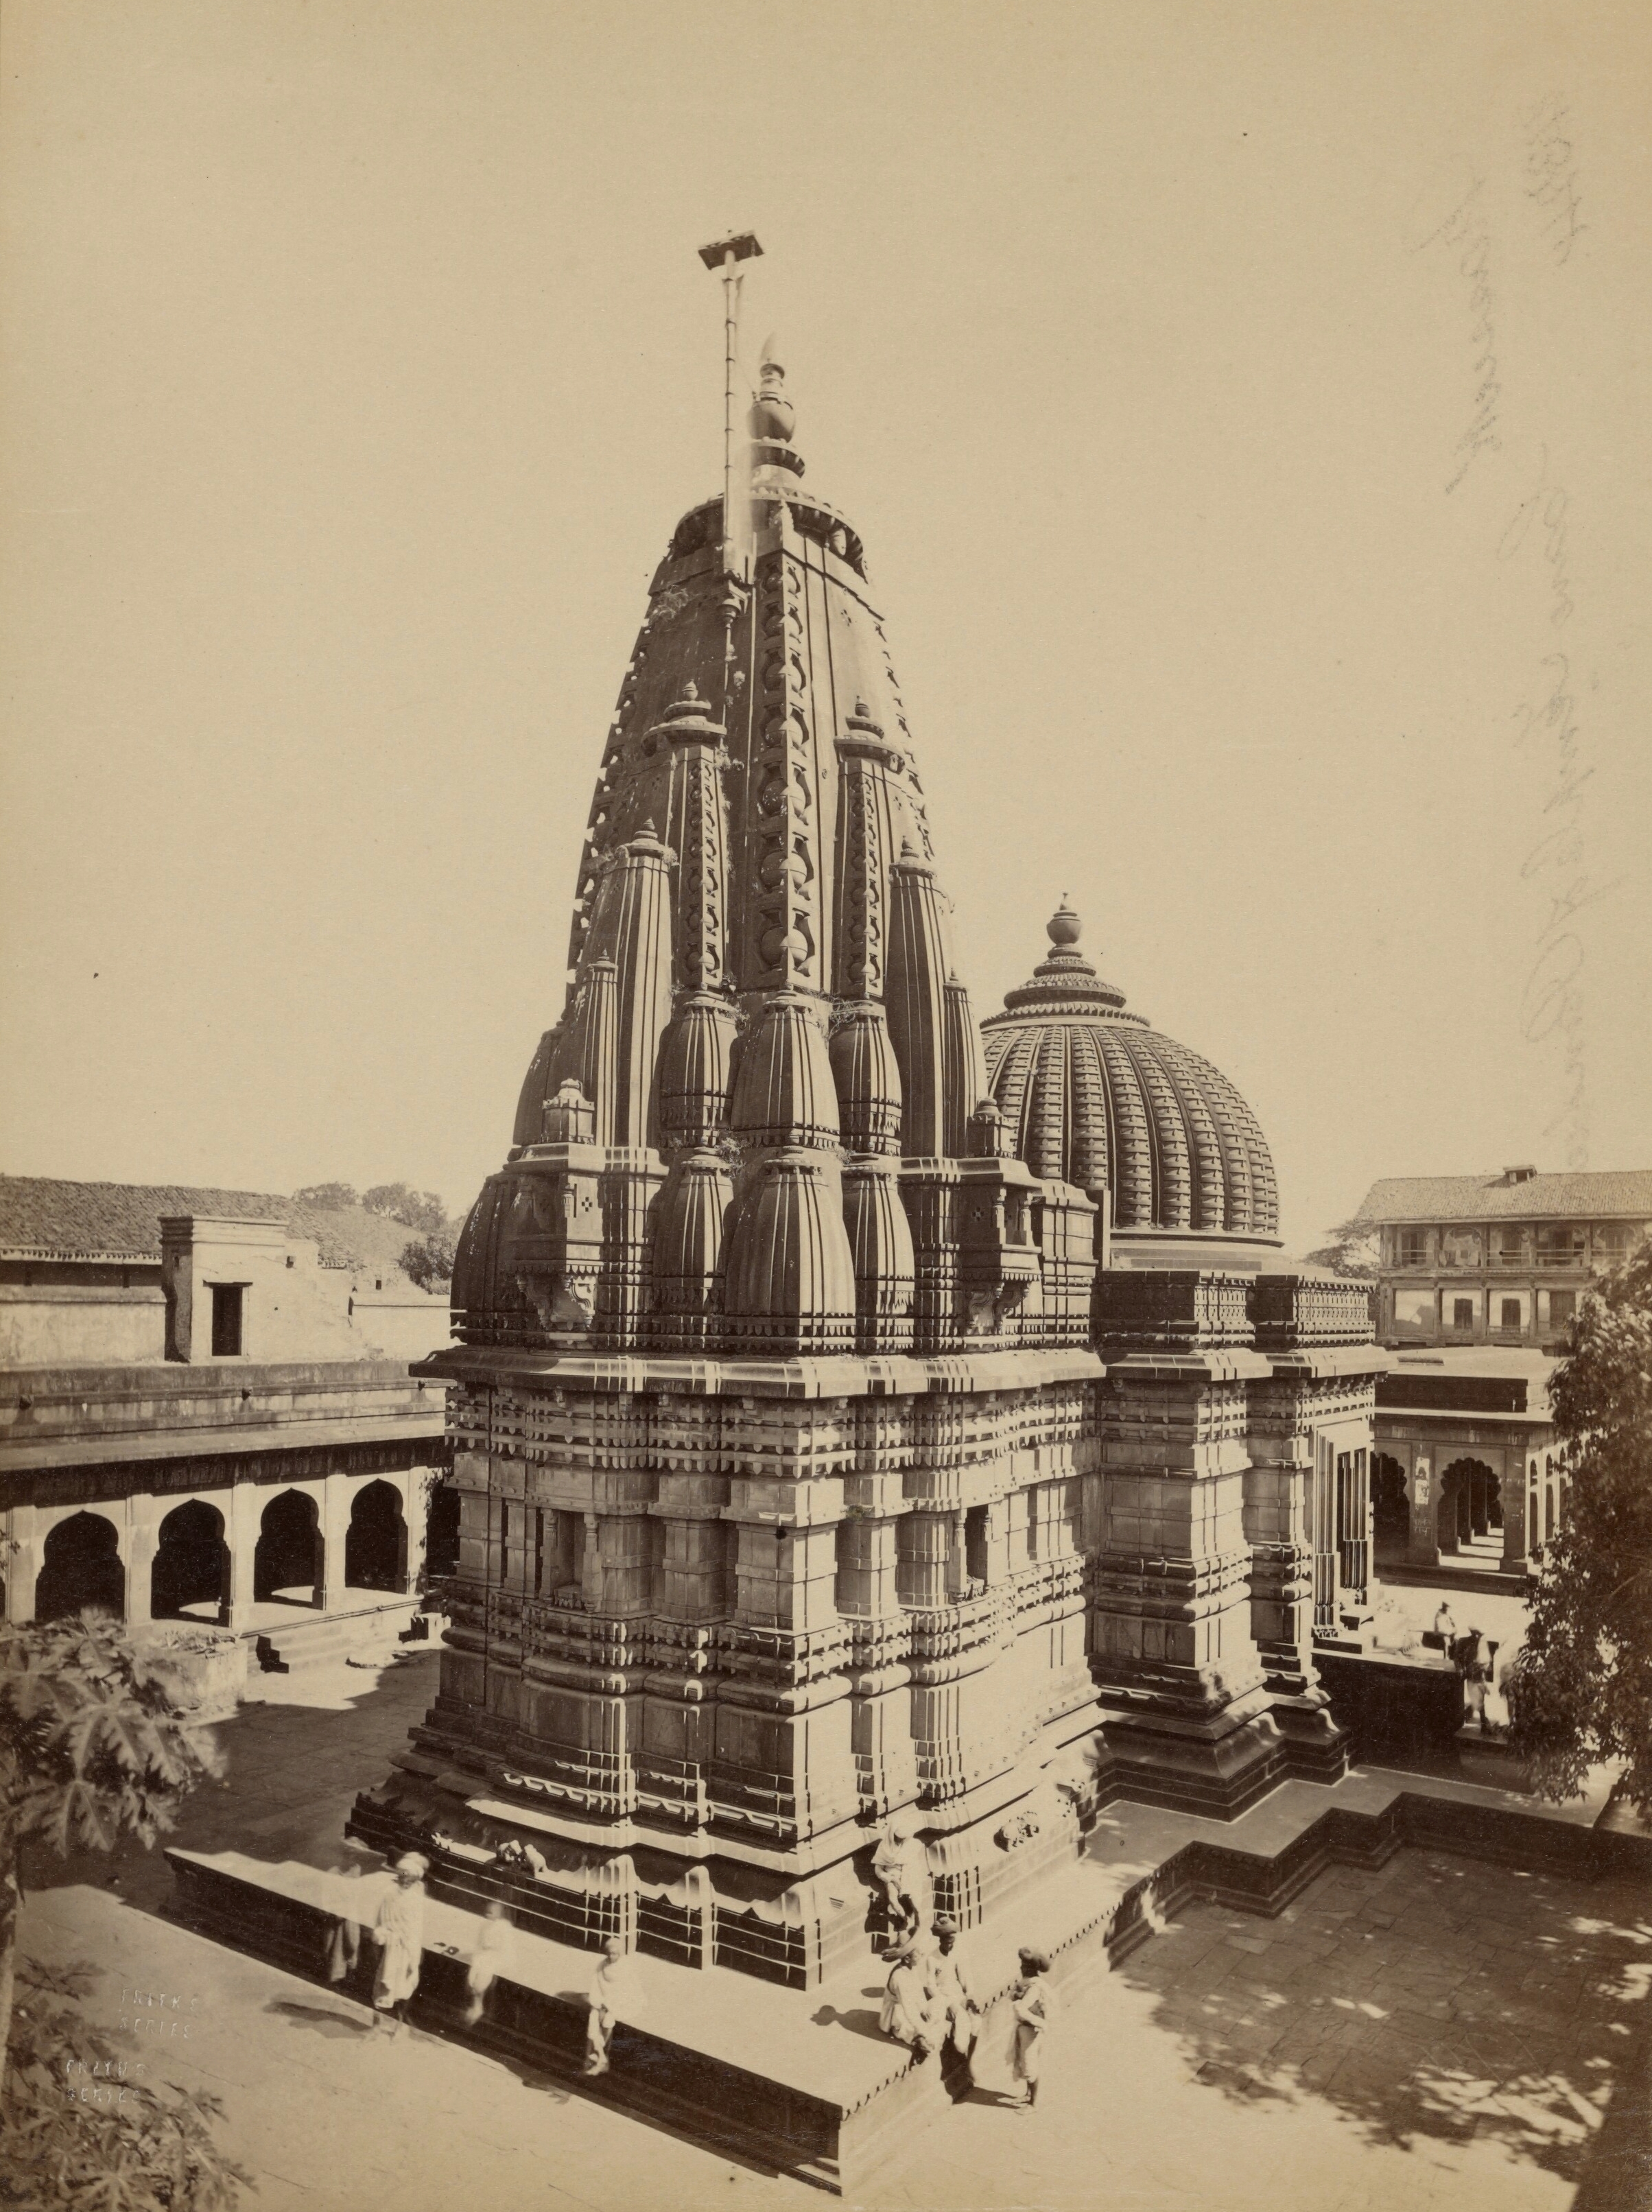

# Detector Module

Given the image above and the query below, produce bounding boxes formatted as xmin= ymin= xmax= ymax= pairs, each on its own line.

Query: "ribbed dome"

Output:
xmin=981 ymin=906 xmax=1279 ymax=1238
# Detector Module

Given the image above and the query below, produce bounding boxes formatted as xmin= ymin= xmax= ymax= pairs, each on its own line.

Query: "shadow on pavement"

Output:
xmin=1115 ymin=1846 xmax=1652 ymax=2192
xmin=19 ymin=1647 xmax=440 ymax=1914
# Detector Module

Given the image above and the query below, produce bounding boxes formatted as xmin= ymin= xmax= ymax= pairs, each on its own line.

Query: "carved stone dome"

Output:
xmin=981 ymin=907 xmax=1279 ymax=1244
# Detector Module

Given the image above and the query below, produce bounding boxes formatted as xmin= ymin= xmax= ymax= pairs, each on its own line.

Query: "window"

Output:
xmin=1546 ymin=1289 xmax=1577 ymax=1330
xmin=1499 ymin=1297 xmax=1523 ymax=1331
xmin=1452 ymin=1297 xmax=1476 ymax=1330
xmin=1535 ymin=1225 xmax=1585 ymax=1264
xmin=1494 ymin=1229 xmax=1525 ymax=1267
xmin=965 ymin=1505 xmax=989 ymax=1586
xmin=209 ymin=1283 xmax=244 ymax=1356
xmin=1395 ymin=1229 xmax=1429 ymax=1267
xmin=552 ymin=1509 xmax=586 ymax=1597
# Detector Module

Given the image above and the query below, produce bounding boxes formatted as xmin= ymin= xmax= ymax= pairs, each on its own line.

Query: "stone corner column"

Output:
xmin=1090 ymin=1304 xmax=1285 ymax=1819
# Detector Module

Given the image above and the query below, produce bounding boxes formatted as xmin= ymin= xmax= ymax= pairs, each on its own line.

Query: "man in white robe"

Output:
xmin=372 ymin=1853 xmax=429 ymax=2035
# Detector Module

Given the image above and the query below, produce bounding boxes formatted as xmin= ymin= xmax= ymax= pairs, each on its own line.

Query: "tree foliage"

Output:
xmin=363 ymin=1184 xmax=449 ymax=1236
xmin=400 ymin=1234 xmax=456 ymax=1293
xmin=1506 ymin=1238 xmax=1652 ymax=1811
xmin=3 ymin=1957 xmax=251 ymax=2212
xmin=290 ymin=1181 xmax=360 ymax=1212
xmin=0 ymin=1614 xmax=223 ymax=2102
xmin=1303 ymin=1215 xmax=1382 ymax=1280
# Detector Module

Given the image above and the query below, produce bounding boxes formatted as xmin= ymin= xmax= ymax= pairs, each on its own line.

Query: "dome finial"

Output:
xmin=1048 ymin=899 xmax=1082 ymax=950
xmin=750 ymin=333 xmax=795 ymax=451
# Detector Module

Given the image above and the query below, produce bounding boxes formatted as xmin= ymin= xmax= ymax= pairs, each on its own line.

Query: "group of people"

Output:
xmin=871 ymin=1817 xmax=1053 ymax=2108
xmin=335 ymin=1825 xmax=1052 ymax=2106
xmin=327 ymin=1851 xmax=510 ymax=2037
xmin=324 ymin=1848 xmax=639 ymax=2072
xmin=1431 ymin=1603 xmax=1502 ymax=1732
xmin=880 ymin=1916 xmax=1053 ymax=2110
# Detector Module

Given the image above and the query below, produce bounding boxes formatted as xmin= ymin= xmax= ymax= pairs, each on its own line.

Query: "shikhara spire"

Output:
xmin=460 ymin=264 xmax=1097 ymax=1360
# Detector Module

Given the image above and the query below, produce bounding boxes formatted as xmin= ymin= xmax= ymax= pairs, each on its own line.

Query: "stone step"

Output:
xmin=252 ymin=1599 xmax=417 ymax=1673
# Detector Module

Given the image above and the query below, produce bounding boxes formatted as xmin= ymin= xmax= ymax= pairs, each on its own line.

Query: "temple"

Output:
xmin=350 ymin=325 xmax=1386 ymax=1987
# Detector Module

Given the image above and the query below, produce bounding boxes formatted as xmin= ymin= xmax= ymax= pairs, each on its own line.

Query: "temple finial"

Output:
xmin=1048 ymin=899 xmax=1082 ymax=948
xmin=750 ymin=333 xmax=795 ymax=449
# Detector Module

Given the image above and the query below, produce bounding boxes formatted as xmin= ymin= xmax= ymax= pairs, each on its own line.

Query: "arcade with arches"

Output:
xmin=5 ymin=1458 xmax=440 ymax=1631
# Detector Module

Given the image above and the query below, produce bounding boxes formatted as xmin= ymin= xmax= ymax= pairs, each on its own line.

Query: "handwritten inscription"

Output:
xmin=1411 ymin=170 xmax=1500 ymax=494
xmin=1500 ymin=450 xmax=1616 ymax=1168
xmin=1413 ymin=97 xmax=1608 ymax=1168
xmin=1521 ymin=94 xmax=1586 ymax=264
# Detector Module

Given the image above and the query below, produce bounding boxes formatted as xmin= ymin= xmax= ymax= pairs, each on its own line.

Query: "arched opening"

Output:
xmin=1371 ymin=1454 xmax=1408 ymax=1559
xmin=1545 ymin=1485 xmax=1556 ymax=1541
xmin=255 ymin=1489 xmax=322 ymax=1605
xmin=1440 ymin=1459 xmax=1499 ymax=1560
xmin=344 ymin=1480 xmax=407 ymax=1592
xmin=424 ymin=1480 xmax=461 ymax=1581
xmin=1529 ymin=1490 xmax=1540 ymax=1557
xmin=151 ymin=1499 xmax=228 ymax=1621
xmin=35 ymin=1512 xmax=125 ymax=1622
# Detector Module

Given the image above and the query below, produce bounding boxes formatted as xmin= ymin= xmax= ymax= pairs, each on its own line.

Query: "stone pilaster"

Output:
xmin=1092 ymin=1271 xmax=1286 ymax=1818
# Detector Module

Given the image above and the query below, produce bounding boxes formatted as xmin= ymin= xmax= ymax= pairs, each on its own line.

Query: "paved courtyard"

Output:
xmin=19 ymin=1641 xmax=1650 ymax=2211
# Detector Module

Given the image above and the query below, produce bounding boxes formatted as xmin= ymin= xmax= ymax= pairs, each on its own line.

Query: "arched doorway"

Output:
xmin=1371 ymin=1454 xmax=1408 ymax=1560
xmin=35 ymin=1513 xmax=125 ymax=1622
xmin=255 ymin=1490 xmax=322 ymax=1605
xmin=1440 ymin=1459 xmax=1499 ymax=1555
xmin=151 ymin=1500 xmax=228 ymax=1621
xmin=424 ymin=1480 xmax=461 ymax=1581
xmin=344 ymin=1481 xmax=407 ymax=1592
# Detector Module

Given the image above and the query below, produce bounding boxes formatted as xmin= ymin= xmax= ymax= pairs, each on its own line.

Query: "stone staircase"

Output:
xmin=250 ymin=1596 xmax=418 ymax=1675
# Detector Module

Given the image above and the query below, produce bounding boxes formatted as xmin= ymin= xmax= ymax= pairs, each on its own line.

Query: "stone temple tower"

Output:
xmin=356 ymin=332 xmax=1103 ymax=1986
xmin=352 ymin=292 xmax=1384 ymax=1988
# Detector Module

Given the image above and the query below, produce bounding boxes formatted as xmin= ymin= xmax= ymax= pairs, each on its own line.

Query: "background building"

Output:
xmin=1370 ymin=1349 xmax=1557 ymax=1583
xmin=0 ymin=1177 xmax=455 ymax=1671
xmin=1356 ymin=1167 xmax=1652 ymax=1350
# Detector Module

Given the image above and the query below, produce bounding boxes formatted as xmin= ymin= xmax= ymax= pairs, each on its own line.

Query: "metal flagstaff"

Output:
xmin=698 ymin=234 xmax=760 ymax=646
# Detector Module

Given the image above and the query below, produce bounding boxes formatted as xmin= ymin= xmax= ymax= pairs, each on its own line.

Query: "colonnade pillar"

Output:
xmin=1 ymin=1505 xmax=43 ymax=1624
xmin=125 ymin=1503 xmax=162 ymax=1629
xmin=1500 ymin=1449 xmax=1531 ymax=1574
xmin=312 ymin=1473 xmax=346 ymax=1611
xmin=221 ymin=1482 xmax=262 ymax=1629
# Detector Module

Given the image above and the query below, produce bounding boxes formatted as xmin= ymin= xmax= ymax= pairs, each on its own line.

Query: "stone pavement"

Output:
xmin=19 ymin=1647 xmax=1652 ymax=2211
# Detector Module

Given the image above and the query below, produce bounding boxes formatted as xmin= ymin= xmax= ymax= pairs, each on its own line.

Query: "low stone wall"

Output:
xmin=0 ymin=1284 xmax=167 ymax=1366
xmin=133 ymin=1625 xmax=246 ymax=1721
xmin=1314 ymin=1647 xmax=1464 ymax=1764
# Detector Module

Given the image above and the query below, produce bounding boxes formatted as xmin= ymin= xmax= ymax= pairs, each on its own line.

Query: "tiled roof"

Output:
xmin=1384 ymin=1348 xmax=1557 ymax=1418
xmin=1354 ymin=1171 xmax=1652 ymax=1225
xmin=0 ymin=1177 xmax=427 ymax=1280
xmin=0 ymin=1178 xmax=290 ymax=1257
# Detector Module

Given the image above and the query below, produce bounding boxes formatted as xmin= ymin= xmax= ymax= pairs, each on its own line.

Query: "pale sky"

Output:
xmin=3 ymin=1 xmax=1649 ymax=1254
